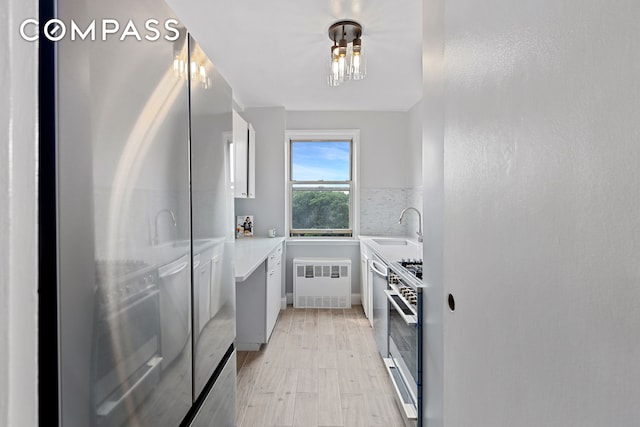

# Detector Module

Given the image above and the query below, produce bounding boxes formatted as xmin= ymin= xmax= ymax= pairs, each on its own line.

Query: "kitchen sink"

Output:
xmin=372 ymin=238 xmax=409 ymax=246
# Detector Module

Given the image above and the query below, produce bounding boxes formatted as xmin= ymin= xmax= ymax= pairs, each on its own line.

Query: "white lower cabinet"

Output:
xmin=236 ymin=242 xmax=283 ymax=350
xmin=266 ymin=244 xmax=283 ymax=339
xmin=360 ymin=242 xmax=373 ymax=326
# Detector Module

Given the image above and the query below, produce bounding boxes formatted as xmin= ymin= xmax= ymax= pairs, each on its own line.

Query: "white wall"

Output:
xmin=407 ymin=100 xmax=425 ymax=239
xmin=235 ymin=109 xmax=422 ymax=238
xmin=421 ymin=0 xmax=445 ymax=425
xmin=408 ymin=100 xmax=423 ymax=189
xmin=234 ymin=107 xmax=287 ymax=237
xmin=287 ymin=111 xmax=421 ymax=237
xmin=0 ymin=0 xmax=39 ymax=425
xmin=286 ymin=111 xmax=413 ymax=188
xmin=439 ymin=0 xmax=640 ymax=426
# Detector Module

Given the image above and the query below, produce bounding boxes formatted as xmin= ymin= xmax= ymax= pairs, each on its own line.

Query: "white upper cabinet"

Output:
xmin=247 ymin=123 xmax=255 ymax=198
xmin=232 ymin=110 xmax=255 ymax=199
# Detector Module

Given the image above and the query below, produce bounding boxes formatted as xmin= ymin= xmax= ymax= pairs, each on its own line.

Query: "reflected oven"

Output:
xmin=92 ymin=261 xmax=163 ymax=427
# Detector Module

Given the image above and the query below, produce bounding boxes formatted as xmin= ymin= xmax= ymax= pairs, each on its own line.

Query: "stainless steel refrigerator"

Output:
xmin=50 ymin=0 xmax=236 ymax=425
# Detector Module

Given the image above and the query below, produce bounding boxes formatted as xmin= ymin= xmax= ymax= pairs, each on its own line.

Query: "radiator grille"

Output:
xmin=293 ymin=258 xmax=351 ymax=309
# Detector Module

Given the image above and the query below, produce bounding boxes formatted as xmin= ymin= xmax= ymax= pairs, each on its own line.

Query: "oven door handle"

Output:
xmin=370 ymin=259 xmax=388 ymax=278
xmin=384 ymin=290 xmax=417 ymax=326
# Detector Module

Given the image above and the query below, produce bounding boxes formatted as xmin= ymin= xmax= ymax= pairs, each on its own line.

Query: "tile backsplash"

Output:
xmin=359 ymin=187 xmax=423 ymax=237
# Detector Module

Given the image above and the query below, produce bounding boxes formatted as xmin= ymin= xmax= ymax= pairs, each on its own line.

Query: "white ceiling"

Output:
xmin=167 ymin=0 xmax=423 ymax=111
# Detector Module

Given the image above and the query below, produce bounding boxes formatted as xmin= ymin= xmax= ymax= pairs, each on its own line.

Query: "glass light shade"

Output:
xmin=339 ymin=38 xmax=349 ymax=79
xmin=338 ymin=55 xmax=347 ymax=80
xmin=349 ymin=39 xmax=366 ymax=80
xmin=327 ymin=45 xmax=344 ymax=86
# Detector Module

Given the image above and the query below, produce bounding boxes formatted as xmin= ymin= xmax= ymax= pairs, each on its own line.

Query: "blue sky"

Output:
xmin=291 ymin=141 xmax=350 ymax=181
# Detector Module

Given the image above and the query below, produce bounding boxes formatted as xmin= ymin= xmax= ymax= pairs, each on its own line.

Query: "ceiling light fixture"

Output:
xmin=327 ymin=20 xmax=366 ymax=86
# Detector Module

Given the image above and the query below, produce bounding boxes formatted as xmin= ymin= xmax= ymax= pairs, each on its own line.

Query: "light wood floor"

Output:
xmin=236 ymin=306 xmax=407 ymax=427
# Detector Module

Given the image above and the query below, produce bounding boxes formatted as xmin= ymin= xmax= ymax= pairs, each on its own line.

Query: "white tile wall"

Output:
xmin=359 ymin=187 xmax=423 ymax=237
xmin=406 ymin=186 xmax=424 ymax=240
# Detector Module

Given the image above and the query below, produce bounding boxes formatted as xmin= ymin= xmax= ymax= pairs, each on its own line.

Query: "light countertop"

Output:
xmin=234 ymin=237 xmax=285 ymax=282
xmin=358 ymin=235 xmax=422 ymax=265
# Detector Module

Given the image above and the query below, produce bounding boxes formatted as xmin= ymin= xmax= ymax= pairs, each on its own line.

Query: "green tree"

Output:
xmin=292 ymin=191 xmax=349 ymax=230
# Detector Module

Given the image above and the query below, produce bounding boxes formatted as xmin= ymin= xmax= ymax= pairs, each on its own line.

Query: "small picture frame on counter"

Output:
xmin=236 ymin=215 xmax=254 ymax=238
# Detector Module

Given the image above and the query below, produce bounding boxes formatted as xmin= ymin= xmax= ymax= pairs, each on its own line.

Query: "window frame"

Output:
xmin=285 ymin=130 xmax=360 ymax=238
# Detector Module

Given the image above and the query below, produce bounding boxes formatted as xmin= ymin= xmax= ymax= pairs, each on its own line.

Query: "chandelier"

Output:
xmin=327 ymin=20 xmax=366 ymax=86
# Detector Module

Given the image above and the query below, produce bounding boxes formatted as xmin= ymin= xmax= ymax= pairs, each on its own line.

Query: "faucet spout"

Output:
xmin=398 ymin=207 xmax=423 ymax=243
xmin=153 ymin=209 xmax=177 ymax=245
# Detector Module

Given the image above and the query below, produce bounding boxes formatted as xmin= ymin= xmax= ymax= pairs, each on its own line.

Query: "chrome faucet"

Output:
xmin=398 ymin=207 xmax=423 ymax=242
xmin=153 ymin=209 xmax=177 ymax=245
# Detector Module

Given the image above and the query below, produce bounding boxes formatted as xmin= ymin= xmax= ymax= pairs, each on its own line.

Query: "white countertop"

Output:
xmin=358 ymin=235 xmax=423 ymax=265
xmin=234 ymin=237 xmax=285 ymax=282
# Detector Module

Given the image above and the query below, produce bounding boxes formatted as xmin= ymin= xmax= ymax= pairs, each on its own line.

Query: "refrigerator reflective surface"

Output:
xmin=54 ymin=0 xmax=235 ymax=425
xmin=188 ymin=34 xmax=236 ymax=402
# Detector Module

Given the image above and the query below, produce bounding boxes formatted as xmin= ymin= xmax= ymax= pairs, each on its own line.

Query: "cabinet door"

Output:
xmin=360 ymin=243 xmax=374 ymax=325
xmin=360 ymin=254 xmax=370 ymax=319
xmin=247 ymin=123 xmax=255 ymax=198
xmin=232 ymin=110 xmax=248 ymax=198
xmin=265 ymin=245 xmax=282 ymax=340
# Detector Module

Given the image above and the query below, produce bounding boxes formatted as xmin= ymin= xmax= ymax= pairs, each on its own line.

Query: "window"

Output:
xmin=287 ymin=132 xmax=358 ymax=237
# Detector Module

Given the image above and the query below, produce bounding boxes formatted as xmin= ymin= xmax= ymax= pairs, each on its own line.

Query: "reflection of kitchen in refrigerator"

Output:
xmin=194 ymin=245 xmax=224 ymax=336
xmin=189 ymin=30 xmax=236 ymax=403
xmin=50 ymin=0 xmax=236 ymax=424
xmin=158 ymin=254 xmax=191 ymax=370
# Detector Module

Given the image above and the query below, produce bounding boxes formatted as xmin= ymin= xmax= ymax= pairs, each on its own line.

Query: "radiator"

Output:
xmin=293 ymin=258 xmax=351 ymax=309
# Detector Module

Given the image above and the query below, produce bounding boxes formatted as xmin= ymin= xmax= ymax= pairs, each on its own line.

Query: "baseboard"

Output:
xmin=351 ymin=293 xmax=361 ymax=306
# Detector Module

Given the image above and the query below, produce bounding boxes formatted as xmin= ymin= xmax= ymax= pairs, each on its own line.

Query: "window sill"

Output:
xmin=286 ymin=237 xmax=360 ymax=246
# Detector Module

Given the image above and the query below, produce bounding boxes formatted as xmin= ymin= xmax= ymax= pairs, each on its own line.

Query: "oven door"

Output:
xmin=384 ymin=286 xmax=418 ymax=420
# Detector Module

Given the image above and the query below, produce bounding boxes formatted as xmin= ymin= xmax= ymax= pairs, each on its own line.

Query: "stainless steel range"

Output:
xmin=384 ymin=259 xmax=424 ymax=427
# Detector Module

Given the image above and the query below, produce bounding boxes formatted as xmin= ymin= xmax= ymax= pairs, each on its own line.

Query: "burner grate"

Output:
xmin=399 ymin=259 xmax=423 ymax=280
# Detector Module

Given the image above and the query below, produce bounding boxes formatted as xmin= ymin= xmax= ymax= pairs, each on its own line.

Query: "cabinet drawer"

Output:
xmin=267 ymin=245 xmax=283 ymax=270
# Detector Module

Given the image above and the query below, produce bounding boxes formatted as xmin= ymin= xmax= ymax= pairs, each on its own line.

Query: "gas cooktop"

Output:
xmin=399 ymin=258 xmax=423 ymax=280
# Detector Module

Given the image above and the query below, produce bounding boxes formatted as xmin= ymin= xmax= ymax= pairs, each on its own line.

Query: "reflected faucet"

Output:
xmin=398 ymin=207 xmax=423 ymax=243
xmin=153 ymin=209 xmax=177 ymax=245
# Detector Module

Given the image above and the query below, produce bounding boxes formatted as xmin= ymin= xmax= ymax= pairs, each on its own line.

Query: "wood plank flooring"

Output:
xmin=236 ymin=306 xmax=407 ymax=427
